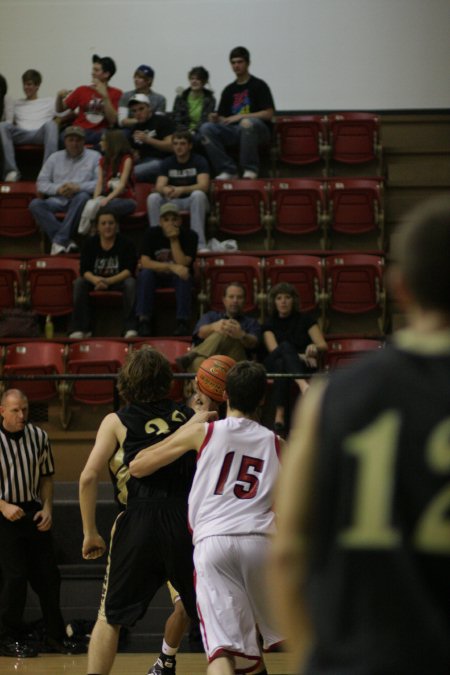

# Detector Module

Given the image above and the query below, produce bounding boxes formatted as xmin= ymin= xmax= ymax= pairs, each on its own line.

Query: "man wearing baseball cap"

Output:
xmin=127 ymin=92 xmax=174 ymax=182
xmin=55 ymin=54 xmax=121 ymax=147
xmin=29 ymin=125 xmax=100 ymax=254
xmin=119 ymin=64 xmax=166 ymax=127
xmin=135 ymin=202 xmax=198 ymax=336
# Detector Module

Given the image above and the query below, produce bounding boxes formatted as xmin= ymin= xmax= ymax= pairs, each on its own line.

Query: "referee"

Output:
xmin=0 ymin=388 xmax=83 ymax=657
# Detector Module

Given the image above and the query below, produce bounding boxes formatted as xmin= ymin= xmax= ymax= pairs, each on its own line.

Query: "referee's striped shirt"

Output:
xmin=0 ymin=422 xmax=55 ymax=504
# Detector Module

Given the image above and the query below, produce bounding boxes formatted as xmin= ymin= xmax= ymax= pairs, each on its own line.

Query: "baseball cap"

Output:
xmin=64 ymin=125 xmax=85 ymax=139
xmin=92 ymin=54 xmax=116 ymax=78
xmin=160 ymin=203 xmax=180 ymax=217
xmin=136 ymin=65 xmax=154 ymax=79
xmin=128 ymin=93 xmax=151 ymax=107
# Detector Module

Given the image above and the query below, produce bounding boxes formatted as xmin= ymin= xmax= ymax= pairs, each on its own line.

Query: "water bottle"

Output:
xmin=45 ymin=315 xmax=54 ymax=339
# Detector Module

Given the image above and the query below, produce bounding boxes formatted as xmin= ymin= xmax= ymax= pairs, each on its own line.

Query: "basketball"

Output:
xmin=196 ymin=355 xmax=236 ymax=402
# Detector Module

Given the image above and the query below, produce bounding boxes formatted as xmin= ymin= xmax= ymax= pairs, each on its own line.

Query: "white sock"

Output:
xmin=162 ymin=639 xmax=178 ymax=656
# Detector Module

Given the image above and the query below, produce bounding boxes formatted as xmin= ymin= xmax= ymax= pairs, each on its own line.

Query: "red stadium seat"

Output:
xmin=328 ymin=113 xmax=382 ymax=172
xmin=198 ymin=253 xmax=264 ymax=318
xmin=270 ymin=178 xmax=327 ymax=245
xmin=121 ymin=182 xmax=153 ymax=230
xmin=274 ymin=115 xmax=329 ymax=170
xmin=324 ymin=336 xmax=384 ymax=369
xmin=0 ymin=258 xmax=27 ymax=309
xmin=2 ymin=341 xmax=66 ymax=402
xmin=66 ymin=339 xmax=129 ymax=405
xmin=324 ymin=252 xmax=386 ymax=332
xmin=326 ymin=177 xmax=385 ymax=248
xmin=0 ymin=182 xmax=39 ymax=237
xmin=133 ymin=337 xmax=192 ymax=400
xmin=27 ymin=256 xmax=80 ymax=316
xmin=209 ymin=179 xmax=272 ymax=246
xmin=264 ymin=253 xmax=325 ymax=323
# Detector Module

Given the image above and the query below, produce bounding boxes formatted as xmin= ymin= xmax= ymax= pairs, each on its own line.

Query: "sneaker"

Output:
xmin=147 ymin=655 xmax=176 ymax=675
xmin=69 ymin=331 xmax=84 ymax=339
xmin=0 ymin=639 xmax=38 ymax=658
xmin=124 ymin=329 xmax=138 ymax=338
xmin=197 ymin=245 xmax=210 ymax=254
xmin=242 ymin=170 xmax=258 ymax=179
xmin=215 ymin=172 xmax=238 ymax=180
xmin=43 ymin=636 xmax=86 ymax=655
xmin=50 ymin=242 xmax=66 ymax=255
xmin=5 ymin=170 xmax=19 ymax=182
xmin=137 ymin=319 xmax=152 ymax=337
xmin=65 ymin=240 xmax=79 ymax=253
xmin=173 ymin=319 xmax=190 ymax=337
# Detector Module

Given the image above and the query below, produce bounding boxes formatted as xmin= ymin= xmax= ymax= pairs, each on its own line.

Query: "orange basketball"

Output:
xmin=196 ymin=355 xmax=236 ymax=402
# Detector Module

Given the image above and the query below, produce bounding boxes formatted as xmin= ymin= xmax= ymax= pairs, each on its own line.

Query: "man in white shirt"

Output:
xmin=0 ymin=69 xmax=58 ymax=181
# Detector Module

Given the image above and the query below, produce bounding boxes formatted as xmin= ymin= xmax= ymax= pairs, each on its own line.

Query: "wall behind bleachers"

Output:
xmin=1 ymin=0 xmax=450 ymax=111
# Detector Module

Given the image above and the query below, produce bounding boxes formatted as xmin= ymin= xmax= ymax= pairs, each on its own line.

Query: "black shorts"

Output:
xmin=99 ymin=498 xmax=196 ymax=627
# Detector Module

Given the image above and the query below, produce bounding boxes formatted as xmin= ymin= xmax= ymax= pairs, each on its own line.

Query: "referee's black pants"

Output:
xmin=0 ymin=504 xmax=65 ymax=640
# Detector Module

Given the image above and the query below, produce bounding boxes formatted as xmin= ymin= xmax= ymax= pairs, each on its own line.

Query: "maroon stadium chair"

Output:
xmin=324 ymin=336 xmax=384 ymax=369
xmin=270 ymin=178 xmax=327 ymax=245
xmin=2 ymin=341 xmax=66 ymax=403
xmin=326 ymin=177 xmax=385 ymax=248
xmin=26 ymin=256 xmax=80 ymax=316
xmin=328 ymin=113 xmax=382 ymax=172
xmin=121 ymin=182 xmax=153 ymax=230
xmin=0 ymin=258 xmax=27 ymax=309
xmin=274 ymin=115 xmax=329 ymax=172
xmin=0 ymin=182 xmax=39 ymax=237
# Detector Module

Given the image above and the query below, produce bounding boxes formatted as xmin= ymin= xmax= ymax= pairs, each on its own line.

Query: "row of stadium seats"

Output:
xmin=0 ymin=336 xmax=384 ymax=429
xmin=0 ymin=176 xmax=384 ymax=249
xmin=0 ymin=251 xmax=387 ymax=332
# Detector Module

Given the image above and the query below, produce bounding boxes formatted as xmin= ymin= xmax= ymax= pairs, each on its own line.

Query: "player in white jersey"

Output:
xmin=130 ymin=361 xmax=284 ymax=675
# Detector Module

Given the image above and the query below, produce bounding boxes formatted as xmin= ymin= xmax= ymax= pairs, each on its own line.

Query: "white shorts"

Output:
xmin=194 ymin=534 xmax=283 ymax=673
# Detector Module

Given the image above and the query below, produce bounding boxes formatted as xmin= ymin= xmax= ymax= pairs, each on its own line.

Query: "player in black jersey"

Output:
xmin=271 ymin=195 xmax=450 ymax=675
xmin=79 ymin=346 xmax=214 ymax=675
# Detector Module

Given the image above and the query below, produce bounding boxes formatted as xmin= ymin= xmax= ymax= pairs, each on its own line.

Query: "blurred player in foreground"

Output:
xmin=130 ymin=361 xmax=284 ymax=674
xmin=270 ymin=195 xmax=450 ymax=675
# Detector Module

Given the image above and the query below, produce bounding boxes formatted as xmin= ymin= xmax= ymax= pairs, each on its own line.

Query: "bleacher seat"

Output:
xmin=328 ymin=113 xmax=382 ymax=173
xmin=0 ymin=258 xmax=26 ymax=309
xmin=326 ymin=177 xmax=385 ymax=248
xmin=270 ymin=178 xmax=327 ymax=245
xmin=121 ymin=182 xmax=153 ymax=230
xmin=27 ymin=256 xmax=79 ymax=316
xmin=274 ymin=115 xmax=328 ymax=172
xmin=0 ymin=182 xmax=39 ymax=238
xmin=208 ymin=179 xmax=272 ymax=248
xmin=1 ymin=341 xmax=66 ymax=402
xmin=325 ymin=336 xmax=384 ymax=369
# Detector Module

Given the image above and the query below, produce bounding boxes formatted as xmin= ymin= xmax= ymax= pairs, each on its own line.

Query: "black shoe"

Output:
xmin=147 ymin=654 xmax=176 ymax=674
xmin=43 ymin=636 xmax=87 ymax=654
xmin=173 ymin=319 xmax=190 ymax=337
xmin=138 ymin=318 xmax=152 ymax=337
xmin=175 ymin=351 xmax=196 ymax=371
xmin=0 ymin=639 xmax=38 ymax=658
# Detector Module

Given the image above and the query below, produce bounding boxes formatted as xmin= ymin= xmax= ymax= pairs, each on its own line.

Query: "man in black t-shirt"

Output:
xmin=135 ymin=202 xmax=197 ymax=337
xmin=148 ymin=130 xmax=210 ymax=251
xmin=199 ymin=46 xmax=275 ymax=179
xmin=127 ymin=93 xmax=174 ymax=181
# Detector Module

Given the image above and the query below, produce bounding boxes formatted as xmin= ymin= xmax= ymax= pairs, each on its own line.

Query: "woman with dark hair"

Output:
xmin=172 ymin=66 xmax=216 ymax=135
xmin=78 ymin=129 xmax=136 ymax=234
xmin=69 ymin=208 xmax=138 ymax=338
xmin=0 ymin=74 xmax=13 ymax=176
xmin=263 ymin=282 xmax=327 ymax=435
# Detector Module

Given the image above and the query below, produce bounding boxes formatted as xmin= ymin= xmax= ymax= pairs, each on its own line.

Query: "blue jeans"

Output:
xmin=29 ymin=191 xmax=91 ymax=246
xmin=0 ymin=120 xmax=58 ymax=177
xmin=133 ymin=157 xmax=163 ymax=182
xmin=199 ymin=118 xmax=271 ymax=175
xmin=69 ymin=276 xmax=137 ymax=333
xmin=147 ymin=191 xmax=209 ymax=248
xmin=136 ymin=269 xmax=192 ymax=320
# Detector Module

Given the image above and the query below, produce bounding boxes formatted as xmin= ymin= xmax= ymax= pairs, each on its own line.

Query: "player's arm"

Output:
xmin=269 ymin=378 xmax=326 ymax=666
xmin=129 ymin=421 xmax=207 ymax=478
xmin=79 ymin=413 xmax=121 ymax=559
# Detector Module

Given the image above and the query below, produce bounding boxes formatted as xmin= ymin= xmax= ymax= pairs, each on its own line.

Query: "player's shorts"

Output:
xmin=98 ymin=499 xmax=196 ymax=627
xmin=194 ymin=534 xmax=283 ymax=674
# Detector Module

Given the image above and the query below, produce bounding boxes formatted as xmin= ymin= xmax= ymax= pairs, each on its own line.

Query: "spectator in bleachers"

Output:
xmin=199 ymin=46 xmax=275 ymax=179
xmin=69 ymin=207 xmax=138 ymax=339
xmin=136 ymin=202 xmax=197 ymax=337
xmin=176 ymin=281 xmax=261 ymax=373
xmin=0 ymin=74 xmax=13 ymax=123
xmin=172 ymin=66 xmax=216 ymax=137
xmin=55 ymin=55 xmax=121 ymax=147
xmin=118 ymin=64 xmax=166 ymax=128
xmin=127 ymin=93 xmax=174 ymax=182
xmin=147 ymin=129 xmax=210 ymax=251
xmin=78 ymin=129 xmax=136 ymax=235
xmin=0 ymin=69 xmax=58 ymax=182
xmin=262 ymin=282 xmax=327 ymax=436
xmin=29 ymin=125 xmax=100 ymax=255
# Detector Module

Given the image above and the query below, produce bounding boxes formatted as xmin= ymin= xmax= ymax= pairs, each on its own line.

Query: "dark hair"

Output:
xmin=392 ymin=194 xmax=450 ymax=313
xmin=101 ymin=129 xmax=132 ymax=176
xmin=94 ymin=207 xmax=119 ymax=226
xmin=21 ymin=69 xmax=42 ymax=86
xmin=117 ymin=346 xmax=173 ymax=403
xmin=223 ymin=281 xmax=246 ymax=298
xmin=0 ymin=74 xmax=7 ymax=120
xmin=172 ymin=129 xmax=193 ymax=144
xmin=188 ymin=66 xmax=209 ymax=84
xmin=92 ymin=54 xmax=116 ymax=79
xmin=229 ymin=46 xmax=250 ymax=63
xmin=226 ymin=361 xmax=266 ymax=414
xmin=267 ymin=282 xmax=300 ymax=316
